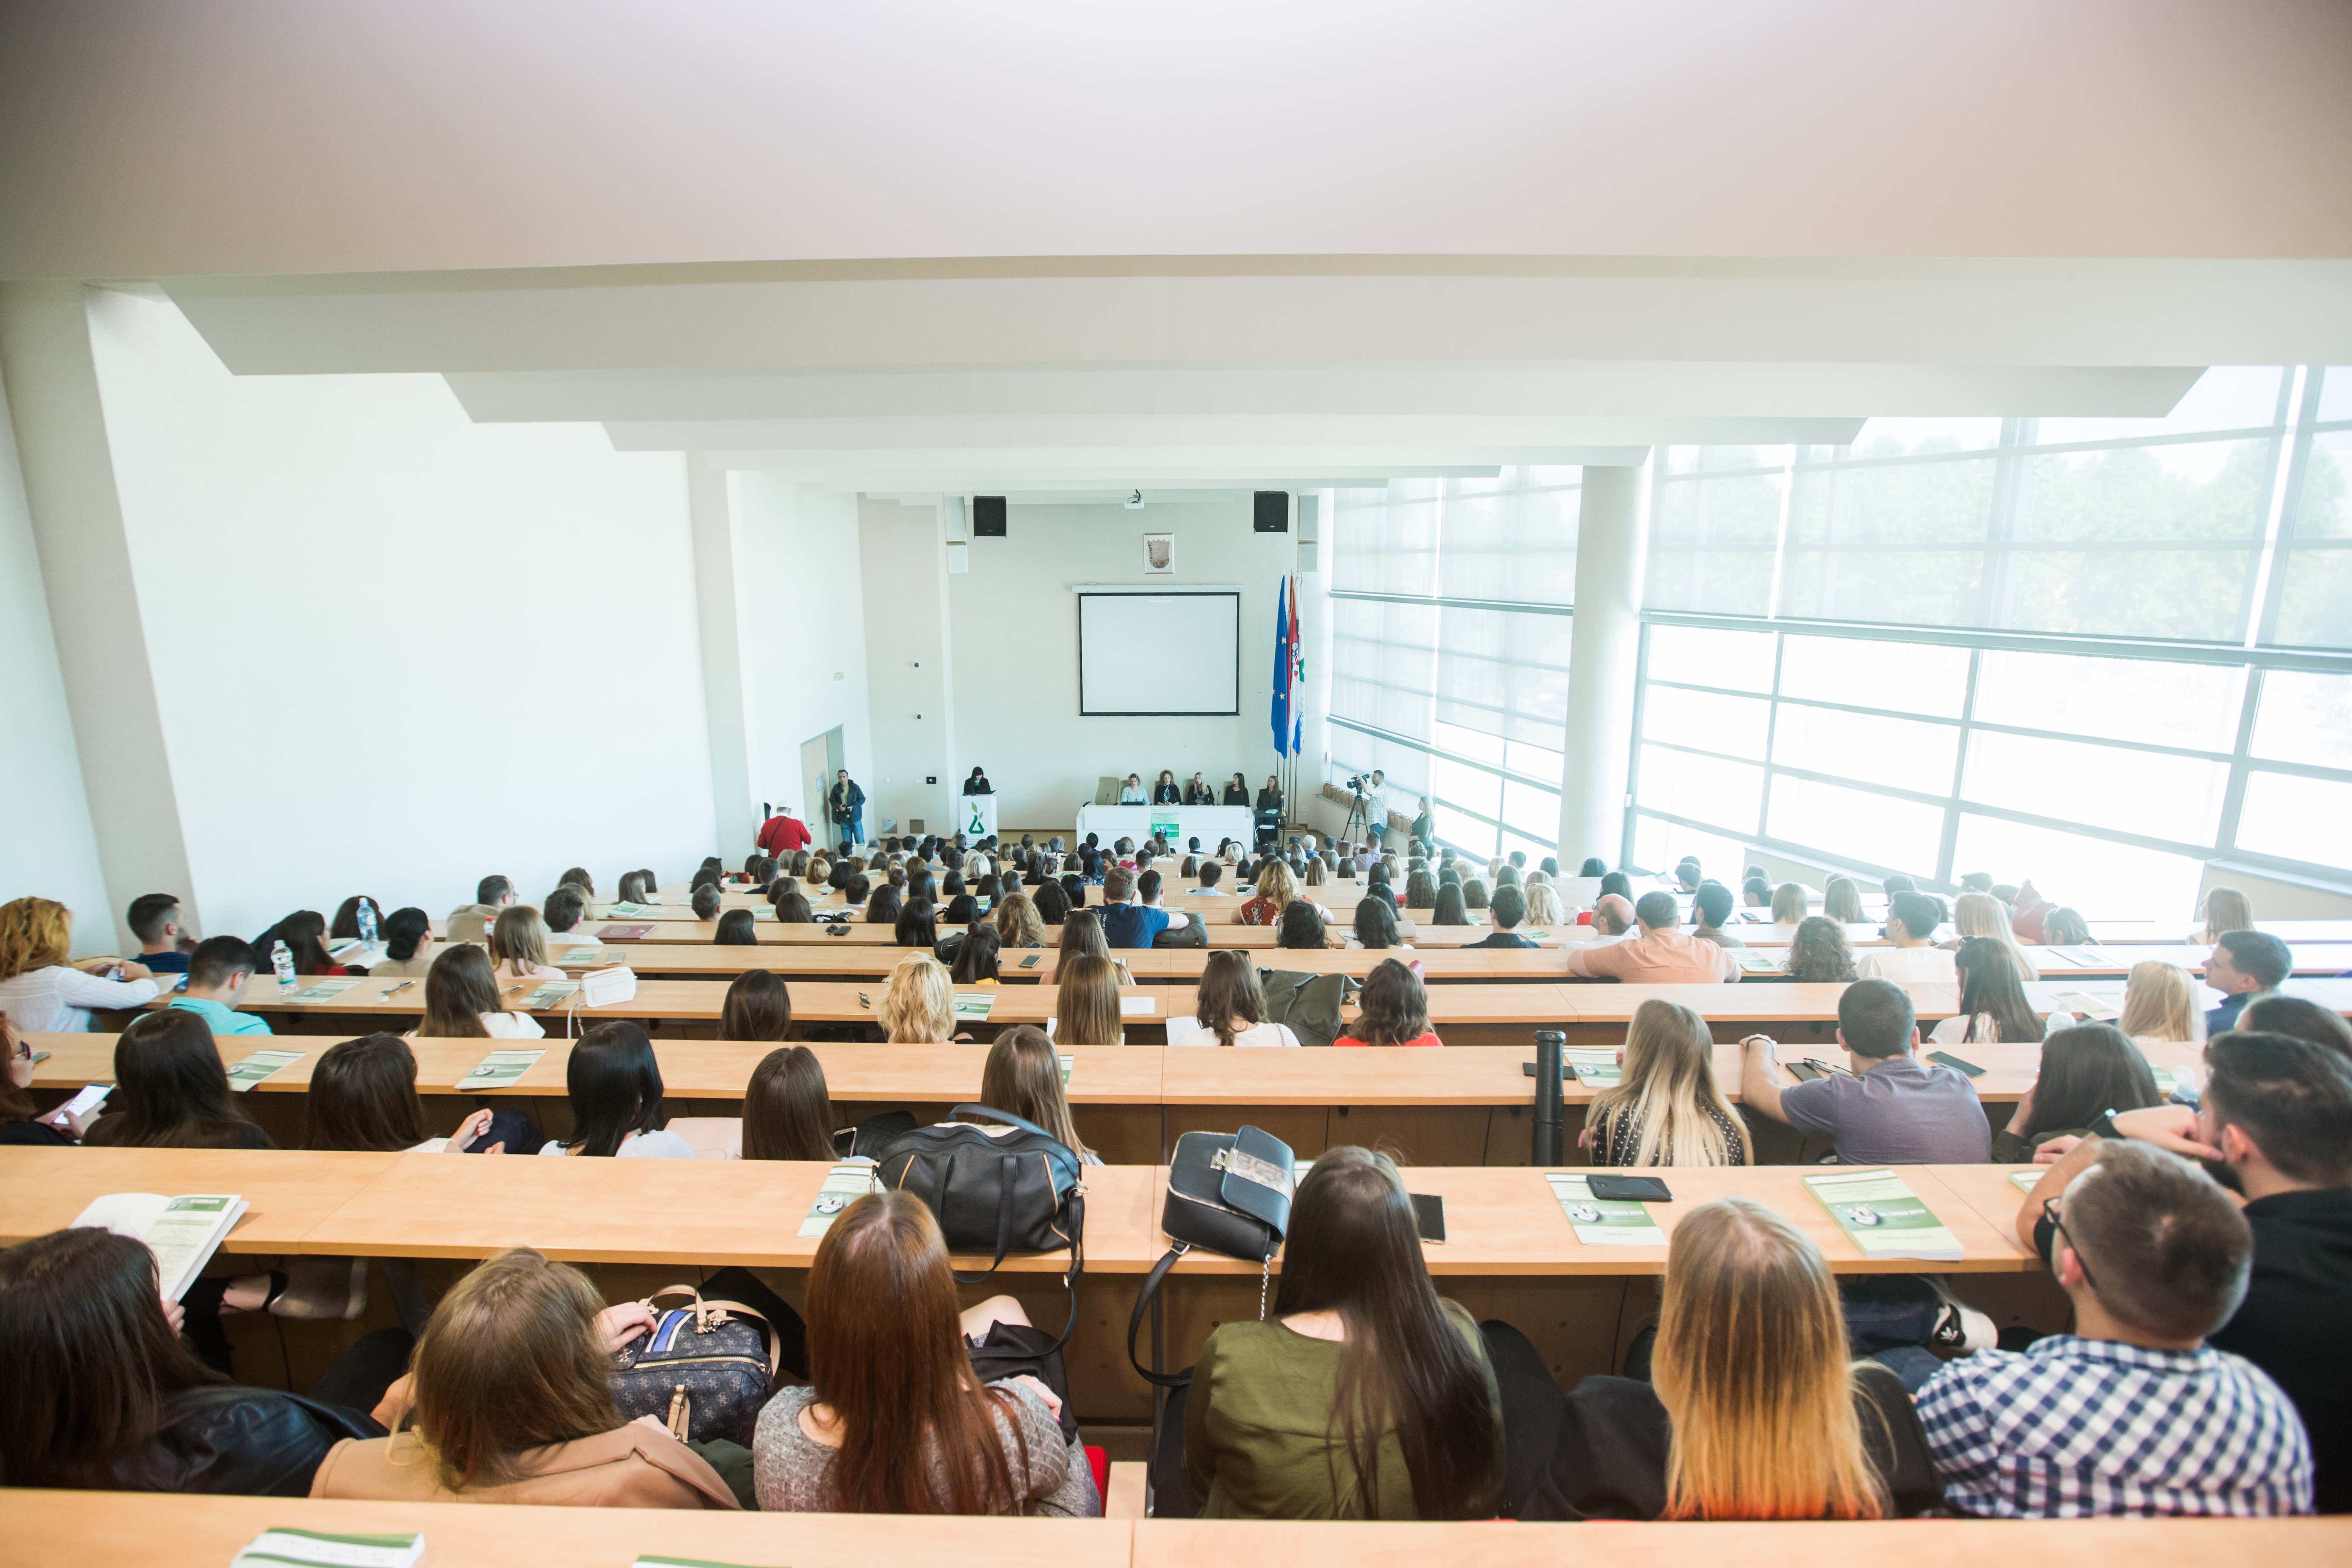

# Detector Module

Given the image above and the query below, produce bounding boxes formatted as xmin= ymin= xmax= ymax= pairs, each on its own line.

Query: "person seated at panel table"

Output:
xmin=1688 ymin=882 xmax=1743 ymax=948
xmin=1174 ymin=1146 xmax=1502 ymax=1519
xmin=2206 ymin=929 xmax=2293 ymax=1036
xmin=1119 ymin=772 xmax=1148 ymax=804
xmin=1256 ymin=774 xmax=1284 ymax=817
xmin=1482 ymin=1198 xmax=1940 ymax=1521
xmin=1563 ymin=892 xmax=1739 ymax=984
xmin=1580 ymin=998 xmax=1753 ymax=1168
xmin=1184 ymin=770 xmax=1217 ymax=805
xmin=1852 ymin=892 xmax=1955 ymax=985
xmin=0 ymin=1228 xmax=410 ymax=1496
xmin=1922 ymin=1142 xmax=2313 ymax=1517
xmin=751 ymin=1191 xmax=1098 ymax=1516
xmin=0 ymin=896 xmax=166 ymax=1032
xmin=1223 ymin=772 xmax=1251 ymax=806
xmin=1335 ymin=959 xmax=1442 ymax=1048
xmin=444 ymin=874 xmax=515 ymax=946
xmin=2019 ymin=1032 xmax=2351 ymax=1512
xmin=314 ymin=1247 xmax=742 ymax=1508
xmin=1467 ymin=885 xmax=1542 ymax=949
xmin=1152 ymin=769 xmax=1184 ymax=805
xmin=165 ymin=936 xmax=273 ymax=1037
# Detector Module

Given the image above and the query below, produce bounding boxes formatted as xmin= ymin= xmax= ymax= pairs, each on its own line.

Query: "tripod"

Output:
xmin=1341 ymin=789 xmax=1368 ymax=843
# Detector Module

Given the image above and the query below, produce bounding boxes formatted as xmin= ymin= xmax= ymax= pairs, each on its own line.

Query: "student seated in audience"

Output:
xmin=2020 ymin=1032 xmax=2350 ymax=1511
xmin=252 ymin=910 xmax=345 ymax=978
xmin=1929 ymin=935 xmax=2048 ymax=1046
xmin=1099 ymin=865 xmax=1194 ymax=948
xmin=162 ymin=936 xmax=273 ymax=1037
xmin=1689 ymin=883 xmax=1743 ymax=947
xmin=1993 ymin=1022 xmax=2161 ymax=1163
xmin=1194 ymin=860 xmax=1227 ymax=896
xmin=772 ymin=889 xmax=815 ymax=923
xmin=2238 ymin=993 xmax=2352 ymax=1059
xmin=84 ymin=1008 xmax=271 ymax=1151
xmin=994 ymin=893 xmax=1045 ymax=949
xmin=1582 ymin=1000 xmax=1751 ymax=1167
xmin=1169 ymin=949 xmax=1303 ymax=1049
xmin=1854 ymin=892 xmax=1955 ymax=984
xmin=2119 ymin=959 xmax=2203 ymax=1047
xmin=743 ymin=1044 xmax=836 ymax=1160
xmin=368 ymin=908 xmax=438 ymax=981
xmin=865 ymin=883 xmax=903 ymax=926
xmin=2206 ymin=930 xmax=2291 ymax=1034
xmin=541 ymin=887 xmax=593 ymax=950
xmin=2041 ymin=907 xmax=2094 ymax=946
xmin=977 ymin=1024 xmax=1099 ymax=1163
xmin=1781 ymin=916 xmax=1859 ymax=982
xmin=1929 ymin=1142 xmax=2312 ymax=1516
xmin=418 ymin=944 xmax=544 ymax=1039
xmin=445 ymin=875 xmax=515 ymax=945
xmin=720 ymin=969 xmax=792 ymax=1040
xmin=951 ymin=924 xmax=1002 ymax=985
xmin=487 ymin=906 xmax=565 ymax=981
xmin=329 ymin=895 xmax=383 ymax=961
xmin=2201 ymin=885 xmax=2256 ymax=945
xmin=1053 ymin=954 xmax=1125 ymax=1046
xmin=0 ymin=1228 xmax=408 ymax=1495
xmin=1740 ymin=875 xmax=1772 ymax=911
xmin=895 ymin=896 xmax=939 ymax=951
xmin=1461 ymin=877 xmax=1490 ymax=911
xmin=127 ymin=892 xmax=192 ymax=974
xmin=0 ymin=895 xmax=162 ymax=1031
xmin=880 ymin=954 xmax=959 ymax=1044
xmin=315 ymin=1247 xmax=739 ymax=1508
xmin=709 ymin=907 xmax=755 ymax=946
xmin=752 ymin=1191 xmax=1094 ymax=1514
xmin=1180 ymin=1146 xmax=1501 ymax=1518
xmin=3 ymin=1011 xmax=98 ymax=1144
xmin=1741 ymin=979 xmax=1990 ymax=1163
xmin=1469 ymin=884 xmax=1541 ymax=948
xmin=539 ymin=1022 xmax=693 ymax=1159
xmin=1349 ymin=896 xmax=1409 ymax=951
xmin=1031 ymin=880 xmax=1071 ymax=926
xmin=615 ymin=869 xmax=656 ymax=905
xmin=1236 ymin=860 xmax=1298 ymax=927
xmin=1057 ymin=910 xmax=1134 ymax=985
xmin=690 ymin=883 xmax=724 ymax=922
xmin=1586 ymin=892 xmax=1635 ymax=939
xmin=1406 ymin=869 xmax=1439 ymax=908
xmin=1522 ymin=882 xmax=1566 ymax=928
xmin=1429 ymin=883 xmax=1470 ymax=927
xmin=1761 ymin=881 xmax=1804 ymax=926
xmin=309 ymin=1033 xmax=520 ymax=1155
xmin=1821 ymin=875 xmax=1865 ymax=925
xmin=1336 ymin=959 xmax=1441 ymax=1048
xmin=1277 ymin=900 xmax=1331 ymax=951
xmin=1948 ymin=891 xmax=2039 ymax=981
xmin=1487 ymin=1198 xmax=1938 ymax=1520
xmin=1565 ymin=892 xmax=1740 ymax=983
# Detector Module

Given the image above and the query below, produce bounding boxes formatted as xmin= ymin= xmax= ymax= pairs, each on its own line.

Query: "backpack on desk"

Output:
xmin=1256 ymin=969 xmax=1358 ymax=1048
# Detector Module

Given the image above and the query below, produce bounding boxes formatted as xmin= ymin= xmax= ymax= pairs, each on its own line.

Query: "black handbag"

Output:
xmin=1126 ymin=1125 xmax=1296 ymax=1387
xmin=877 ymin=1105 xmax=1086 ymax=1348
xmin=609 ymin=1284 xmax=780 ymax=1444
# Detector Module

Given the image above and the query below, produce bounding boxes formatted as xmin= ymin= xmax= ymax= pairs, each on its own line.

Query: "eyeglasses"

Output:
xmin=2041 ymin=1198 xmax=2100 ymax=1292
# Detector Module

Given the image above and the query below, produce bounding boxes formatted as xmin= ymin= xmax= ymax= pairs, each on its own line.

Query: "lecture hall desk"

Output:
xmin=594 ymin=918 xmax=1563 ymax=949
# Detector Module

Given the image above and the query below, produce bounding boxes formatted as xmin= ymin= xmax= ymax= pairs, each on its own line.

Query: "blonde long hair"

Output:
xmin=1054 ymin=954 xmax=1124 ymax=1046
xmin=1589 ymin=1000 xmax=1750 ymax=1168
xmin=489 ymin=906 xmax=552 ymax=973
xmin=1251 ymin=860 xmax=1297 ymax=913
xmin=2200 ymin=885 xmax=2253 ymax=944
xmin=1653 ymin=1199 xmax=1886 ymax=1520
xmin=1953 ymin=892 xmax=2037 ymax=981
xmin=0 ymin=897 xmax=72 ymax=981
xmin=879 ymin=954 xmax=955 ymax=1044
xmin=2120 ymin=960 xmax=2204 ymax=1044
xmin=1523 ymin=883 xmax=1567 ymax=927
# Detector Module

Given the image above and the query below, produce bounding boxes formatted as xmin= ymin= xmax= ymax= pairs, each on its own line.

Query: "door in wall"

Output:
xmin=800 ymin=727 xmax=843 ymax=835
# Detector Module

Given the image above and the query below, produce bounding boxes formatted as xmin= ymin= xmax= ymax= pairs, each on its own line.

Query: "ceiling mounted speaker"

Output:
xmin=972 ymin=496 xmax=1006 ymax=536
xmin=1254 ymin=491 xmax=1290 ymax=532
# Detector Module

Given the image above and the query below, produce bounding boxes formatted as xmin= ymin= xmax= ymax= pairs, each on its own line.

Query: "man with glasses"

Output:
xmin=1916 ymin=1140 xmax=2311 ymax=1516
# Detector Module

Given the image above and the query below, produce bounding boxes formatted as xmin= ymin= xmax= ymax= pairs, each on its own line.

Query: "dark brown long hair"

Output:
xmin=1193 ymin=949 xmax=1268 ymax=1047
xmin=83 ymin=1010 xmax=268 ymax=1149
xmin=408 ymin=1248 xmax=621 ymax=1491
xmin=304 ymin=1033 xmax=428 ymax=1150
xmin=0 ymin=1228 xmax=222 ymax=1485
xmin=421 ymin=944 xmax=500 ymax=1037
xmin=255 ymin=909 xmax=335 ymax=975
xmin=807 ymin=1192 xmax=1028 ymax=1513
xmin=1349 ymin=959 xmax=1431 ymax=1047
xmin=2024 ymin=1023 xmax=2162 ymax=1140
xmin=977 ymin=1025 xmax=1089 ymax=1157
xmin=1274 ymin=1147 xmax=1499 ymax=1518
xmin=720 ymin=969 xmax=792 ymax=1039
xmin=743 ymin=1046 xmax=835 ymax=1161
xmin=1953 ymin=936 xmax=2040 ymax=1043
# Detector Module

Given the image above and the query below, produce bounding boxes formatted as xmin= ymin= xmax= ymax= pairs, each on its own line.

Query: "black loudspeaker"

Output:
xmin=972 ymin=496 xmax=1007 ymax=536
xmin=1253 ymin=491 xmax=1289 ymax=532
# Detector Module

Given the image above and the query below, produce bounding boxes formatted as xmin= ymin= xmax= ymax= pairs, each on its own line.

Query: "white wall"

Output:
xmin=81 ymin=289 xmax=720 ymax=937
xmin=946 ymin=500 xmax=1296 ymax=831
xmin=857 ymin=498 xmax=957 ymax=839
xmin=732 ymin=473 xmax=871 ymax=830
xmin=0 ymin=347 xmax=112 ymax=953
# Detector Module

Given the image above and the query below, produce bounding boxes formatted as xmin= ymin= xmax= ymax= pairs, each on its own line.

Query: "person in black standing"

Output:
xmin=828 ymin=769 xmax=866 ymax=853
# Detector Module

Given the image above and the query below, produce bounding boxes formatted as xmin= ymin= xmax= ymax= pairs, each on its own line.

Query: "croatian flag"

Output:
xmin=1271 ymin=576 xmax=1293 ymax=757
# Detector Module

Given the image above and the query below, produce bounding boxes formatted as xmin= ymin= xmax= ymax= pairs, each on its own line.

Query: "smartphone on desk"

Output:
xmin=1410 ymin=1192 xmax=1446 ymax=1244
xmin=1019 ymin=954 xmax=1041 ymax=969
xmin=1926 ymin=1050 xmax=1987 ymax=1077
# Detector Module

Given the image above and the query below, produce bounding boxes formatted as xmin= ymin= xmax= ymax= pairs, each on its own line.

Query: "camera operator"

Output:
xmin=1357 ymin=768 xmax=1389 ymax=848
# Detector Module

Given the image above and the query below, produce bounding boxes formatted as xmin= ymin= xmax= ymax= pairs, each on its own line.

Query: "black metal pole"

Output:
xmin=1533 ymin=1028 xmax=1565 ymax=1165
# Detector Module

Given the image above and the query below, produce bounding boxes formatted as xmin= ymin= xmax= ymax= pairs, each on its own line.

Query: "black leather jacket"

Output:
xmin=109 ymin=1386 xmax=382 ymax=1496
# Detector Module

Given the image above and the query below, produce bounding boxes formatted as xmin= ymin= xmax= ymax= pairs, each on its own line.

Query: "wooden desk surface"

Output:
xmin=1135 ymin=1519 xmax=2352 ymax=1568
xmin=2031 ymin=942 xmax=2352 ymax=978
xmin=0 ymin=1145 xmax=400 ymax=1251
xmin=0 ymin=1149 xmax=2038 ymax=1275
xmin=602 ymin=919 xmax=1558 ymax=950
xmin=17 ymin=1488 xmax=1136 ymax=1568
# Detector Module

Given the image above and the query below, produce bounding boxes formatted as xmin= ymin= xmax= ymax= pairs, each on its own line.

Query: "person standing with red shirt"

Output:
xmin=756 ymin=806 xmax=812 ymax=856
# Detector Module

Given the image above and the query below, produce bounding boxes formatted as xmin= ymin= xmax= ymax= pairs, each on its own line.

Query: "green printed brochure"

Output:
xmin=798 ymin=1161 xmax=881 ymax=1238
xmin=1801 ymin=1167 xmax=1963 ymax=1261
xmin=1546 ymin=1172 xmax=1663 ymax=1246
xmin=454 ymin=1048 xmax=545 ymax=1091
xmin=1563 ymin=1048 xmax=1620 ymax=1087
xmin=285 ymin=978 xmax=360 ymax=1001
xmin=520 ymin=980 xmax=580 ymax=1009
xmin=224 ymin=1049 xmax=304 ymax=1092
xmin=230 ymin=1529 xmax=426 ymax=1568
xmin=1059 ymin=1052 xmax=1074 ymax=1086
xmin=953 ymin=992 xmax=996 ymax=1021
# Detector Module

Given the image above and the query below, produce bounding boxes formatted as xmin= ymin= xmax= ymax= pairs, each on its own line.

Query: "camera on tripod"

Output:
xmin=1346 ymin=774 xmax=1366 ymax=794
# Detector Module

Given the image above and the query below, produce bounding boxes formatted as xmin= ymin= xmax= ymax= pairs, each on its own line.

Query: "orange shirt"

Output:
xmin=1563 ymin=928 xmax=1741 ymax=984
xmin=1333 ymin=1030 xmax=1444 ymax=1048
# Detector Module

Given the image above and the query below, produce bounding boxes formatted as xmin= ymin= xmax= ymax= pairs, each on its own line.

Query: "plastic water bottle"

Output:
xmin=271 ymin=940 xmax=296 ymax=990
xmin=356 ymin=898 xmax=377 ymax=944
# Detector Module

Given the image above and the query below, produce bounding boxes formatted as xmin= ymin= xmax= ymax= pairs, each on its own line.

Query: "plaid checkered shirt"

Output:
xmin=1915 ymin=1335 xmax=2312 ymax=1517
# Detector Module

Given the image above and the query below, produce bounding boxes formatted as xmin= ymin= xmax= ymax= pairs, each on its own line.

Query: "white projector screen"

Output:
xmin=1077 ymin=591 xmax=1240 ymax=714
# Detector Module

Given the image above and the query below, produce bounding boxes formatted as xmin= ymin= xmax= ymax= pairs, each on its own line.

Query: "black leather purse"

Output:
xmin=876 ymin=1106 xmax=1086 ymax=1348
xmin=1126 ymin=1125 xmax=1295 ymax=1387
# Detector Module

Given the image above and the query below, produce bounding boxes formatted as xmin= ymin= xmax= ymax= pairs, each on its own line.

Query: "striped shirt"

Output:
xmin=1916 ymin=1335 xmax=2312 ymax=1517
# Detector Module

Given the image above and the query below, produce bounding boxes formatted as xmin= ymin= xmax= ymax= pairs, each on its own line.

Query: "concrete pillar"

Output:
xmin=0 ymin=282 xmax=197 ymax=951
xmin=1557 ymin=456 xmax=1653 ymax=870
xmin=1296 ymin=489 xmax=1335 ymax=797
xmin=686 ymin=455 xmax=756 ymax=850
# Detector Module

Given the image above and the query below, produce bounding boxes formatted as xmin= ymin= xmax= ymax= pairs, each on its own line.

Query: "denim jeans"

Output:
xmin=1839 ymin=1274 xmax=1947 ymax=1391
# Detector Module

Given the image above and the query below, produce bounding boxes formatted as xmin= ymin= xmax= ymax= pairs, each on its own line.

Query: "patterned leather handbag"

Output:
xmin=608 ymin=1283 xmax=780 ymax=1444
